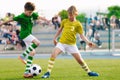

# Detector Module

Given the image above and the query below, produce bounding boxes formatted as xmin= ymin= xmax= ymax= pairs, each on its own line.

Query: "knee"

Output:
xmin=30 ymin=50 xmax=36 ymax=56
xmin=36 ymin=41 xmax=40 ymax=46
xmin=34 ymin=41 xmax=40 ymax=46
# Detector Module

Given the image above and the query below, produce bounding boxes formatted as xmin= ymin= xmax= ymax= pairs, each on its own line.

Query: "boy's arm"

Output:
xmin=0 ymin=19 xmax=14 ymax=27
xmin=53 ymin=27 xmax=63 ymax=45
xmin=80 ymin=34 xmax=96 ymax=47
xmin=80 ymin=34 xmax=90 ymax=44
xmin=38 ymin=16 xmax=50 ymax=23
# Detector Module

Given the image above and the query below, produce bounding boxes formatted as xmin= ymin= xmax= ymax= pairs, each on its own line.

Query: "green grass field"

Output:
xmin=0 ymin=58 xmax=120 ymax=80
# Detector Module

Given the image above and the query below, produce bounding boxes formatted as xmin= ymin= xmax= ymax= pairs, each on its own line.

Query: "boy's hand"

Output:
xmin=88 ymin=42 xmax=96 ymax=48
xmin=53 ymin=39 xmax=57 ymax=46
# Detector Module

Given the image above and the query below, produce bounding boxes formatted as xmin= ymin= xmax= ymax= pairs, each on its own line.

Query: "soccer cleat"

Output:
xmin=23 ymin=73 xmax=33 ymax=78
xmin=41 ymin=72 xmax=50 ymax=78
xmin=88 ymin=71 xmax=99 ymax=76
xmin=18 ymin=56 xmax=27 ymax=64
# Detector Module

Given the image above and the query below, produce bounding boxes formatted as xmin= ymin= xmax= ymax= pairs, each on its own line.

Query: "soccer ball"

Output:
xmin=29 ymin=64 xmax=42 ymax=76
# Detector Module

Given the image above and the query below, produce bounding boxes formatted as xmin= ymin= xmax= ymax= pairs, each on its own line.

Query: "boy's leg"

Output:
xmin=18 ymin=34 xmax=40 ymax=64
xmin=22 ymin=43 xmax=37 ymax=57
xmin=41 ymin=58 xmax=55 ymax=78
xmin=23 ymin=43 xmax=38 ymax=78
xmin=66 ymin=44 xmax=99 ymax=76
xmin=18 ymin=43 xmax=38 ymax=64
xmin=72 ymin=53 xmax=91 ymax=72
xmin=41 ymin=47 xmax=62 ymax=78
xmin=23 ymin=55 xmax=33 ymax=78
xmin=72 ymin=53 xmax=99 ymax=76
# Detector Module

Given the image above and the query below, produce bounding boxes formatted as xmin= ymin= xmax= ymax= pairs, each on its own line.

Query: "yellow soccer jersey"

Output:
xmin=59 ymin=19 xmax=84 ymax=45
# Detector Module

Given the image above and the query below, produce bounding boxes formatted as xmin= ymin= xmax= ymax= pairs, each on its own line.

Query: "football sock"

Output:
xmin=22 ymin=43 xmax=38 ymax=57
xmin=47 ymin=58 xmax=55 ymax=73
xmin=25 ymin=56 xmax=33 ymax=73
xmin=81 ymin=62 xmax=91 ymax=73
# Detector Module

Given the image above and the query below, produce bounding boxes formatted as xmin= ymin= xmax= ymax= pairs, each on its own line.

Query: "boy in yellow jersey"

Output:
xmin=41 ymin=5 xmax=99 ymax=78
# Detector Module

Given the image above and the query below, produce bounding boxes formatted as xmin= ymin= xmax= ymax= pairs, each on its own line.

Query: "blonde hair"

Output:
xmin=67 ymin=5 xmax=78 ymax=16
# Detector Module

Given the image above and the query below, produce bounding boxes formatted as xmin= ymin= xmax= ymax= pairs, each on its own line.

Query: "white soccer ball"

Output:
xmin=29 ymin=64 xmax=42 ymax=76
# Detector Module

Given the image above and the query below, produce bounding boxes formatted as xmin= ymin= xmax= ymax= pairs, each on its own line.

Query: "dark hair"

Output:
xmin=24 ymin=2 xmax=35 ymax=11
xmin=7 ymin=13 xmax=11 ymax=17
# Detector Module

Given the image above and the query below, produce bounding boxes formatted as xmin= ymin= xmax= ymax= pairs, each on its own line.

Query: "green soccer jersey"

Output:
xmin=13 ymin=12 xmax=38 ymax=39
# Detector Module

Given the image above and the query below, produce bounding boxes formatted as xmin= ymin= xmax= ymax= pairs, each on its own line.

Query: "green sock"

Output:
xmin=22 ymin=43 xmax=38 ymax=57
xmin=25 ymin=56 xmax=33 ymax=73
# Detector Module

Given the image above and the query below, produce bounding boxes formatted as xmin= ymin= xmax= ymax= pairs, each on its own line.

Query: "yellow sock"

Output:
xmin=47 ymin=58 xmax=55 ymax=73
xmin=81 ymin=62 xmax=91 ymax=73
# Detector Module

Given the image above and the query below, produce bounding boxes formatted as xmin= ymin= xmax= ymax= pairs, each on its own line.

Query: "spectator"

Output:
xmin=86 ymin=22 xmax=96 ymax=41
xmin=52 ymin=15 xmax=61 ymax=30
xmin=103 ymin=15 xmax=109 ymax=30
xmin=110 ymin=15 xmax=117 ymax=29
xmin=93 ymin=31 xmax=102 ymax=48
xmin=115 ymin=18 xmax=120 ymax=29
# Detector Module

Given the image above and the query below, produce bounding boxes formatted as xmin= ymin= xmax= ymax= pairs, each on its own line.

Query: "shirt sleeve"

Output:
xmin=77 ymin=22 xmax=84 ymax=34
xmin=32 ymin=12 xmax=39 ymax=20
xmin=13 ymin=15 xmax=20 ymax=21
xmin=60 ymin=19 xmax=66 ymax=28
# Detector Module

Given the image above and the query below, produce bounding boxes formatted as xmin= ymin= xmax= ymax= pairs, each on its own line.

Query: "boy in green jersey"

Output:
xmin=0 ymin=2 xmax=49 ymax=78
xmin=42 ymin=5 xmax=99 ymax=78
